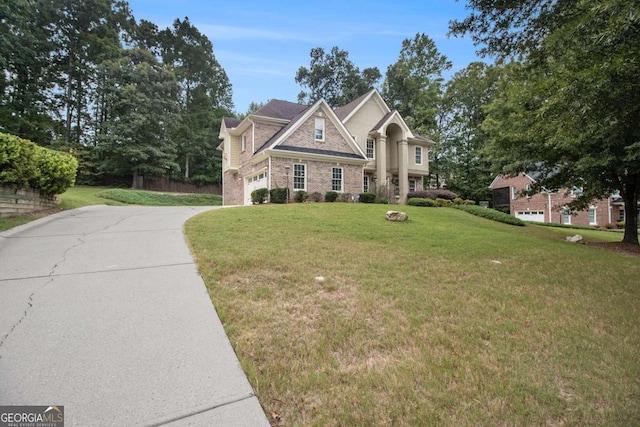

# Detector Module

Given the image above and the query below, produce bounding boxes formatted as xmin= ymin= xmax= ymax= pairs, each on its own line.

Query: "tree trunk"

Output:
xmin=621 ymin=180 xmax=639 ymax=245
xmin=184 ymin=152 xmax=190 ymax=179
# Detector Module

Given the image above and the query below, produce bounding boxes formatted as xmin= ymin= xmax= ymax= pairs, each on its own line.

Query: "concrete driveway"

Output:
xmin=0 ymin=205 xmax=269 ymax=426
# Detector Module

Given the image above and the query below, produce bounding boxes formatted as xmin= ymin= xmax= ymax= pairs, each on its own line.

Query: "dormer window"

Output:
xmin=315 ymin=118 xmax=324 ymax=141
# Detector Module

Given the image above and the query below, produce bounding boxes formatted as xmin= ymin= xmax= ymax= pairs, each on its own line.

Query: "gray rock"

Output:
xmin=386 ymin=211 xmax=408 ymax=222
xmin=566 ymin=234 xmax=584 ymax=243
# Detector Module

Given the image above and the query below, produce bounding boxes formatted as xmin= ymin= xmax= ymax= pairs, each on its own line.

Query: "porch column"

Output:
xmin=376 ymin=135 xmax=387 ymax=191
xmin=398 ymin=139 xmax=409 ymax=204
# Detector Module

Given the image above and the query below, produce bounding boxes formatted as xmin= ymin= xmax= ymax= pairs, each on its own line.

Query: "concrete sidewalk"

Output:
xmin=0 ymin=205 xmax=269 ymax=426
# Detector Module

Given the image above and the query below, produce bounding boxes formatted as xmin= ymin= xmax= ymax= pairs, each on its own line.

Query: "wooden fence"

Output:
xmin=131 ymin=176 xmax=221 ymax=195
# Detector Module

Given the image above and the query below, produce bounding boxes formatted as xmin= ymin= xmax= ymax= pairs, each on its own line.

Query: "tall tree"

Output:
xmin=439 ymin=62 xmax=501 ymax=201
xmin=96 ymin=49 xmax=180 ymax=186
xmin=158 ymin=17 xmax=232 ymax=182
xmin=382 ymin=33 xmax=451 ymax=136
xmin=295 ymin=47 xmax=381 ymax=107
xmin=452 ymin=0 xmax=640 ymax=244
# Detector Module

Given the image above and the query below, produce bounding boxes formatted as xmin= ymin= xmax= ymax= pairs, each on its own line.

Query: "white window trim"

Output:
xmin=589 ymin=206 xmax=597 ymax=225
xmin=315 ymin=117 xmax=325 ymax=141
xmin=363 ymin=175 xmax=369 ymax=192
xmin=409 ymin=179 xmax=416 ymax=192
xmin=293 ymin=163 xmax=307 ymax=191
xmin=366 ymin=138 xmax=376 ymax=160
xmin=332 ymin=167 xmax=343 ymax=193
xmin=415 ymin=146 xmax=422 ymax=165
xmin=512 ymin=186 xmax=518 ymax=200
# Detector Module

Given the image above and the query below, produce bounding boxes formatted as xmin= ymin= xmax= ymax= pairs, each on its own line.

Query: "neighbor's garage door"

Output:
xmin=245 ymin=172 xmax=267 ymax=205
xmin=515 ymin=210 xmax=545 ymax=222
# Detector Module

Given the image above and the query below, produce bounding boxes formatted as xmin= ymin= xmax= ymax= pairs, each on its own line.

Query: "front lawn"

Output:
xmin=186 ymin=204 xmax=640 ymax=426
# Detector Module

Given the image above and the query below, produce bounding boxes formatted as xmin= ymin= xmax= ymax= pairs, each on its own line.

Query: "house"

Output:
xmin=217 ymin=89 xmax=433 ymax=205
xmin=490 ymin=172 xmax=625 ymax=226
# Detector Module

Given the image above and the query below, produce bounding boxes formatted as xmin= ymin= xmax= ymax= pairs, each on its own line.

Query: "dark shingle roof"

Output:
xmin=275 ymin=145 xmax=365 ymax=160
xmin=253 ymin=100 xmax=308 ymax=121
xmin=254 ymin=104 xmax=313 ymax=154
xmin=370 ymin=110 xmax=395 ymax=132
xmin=223 ymin=117 xmax=241 ymax=128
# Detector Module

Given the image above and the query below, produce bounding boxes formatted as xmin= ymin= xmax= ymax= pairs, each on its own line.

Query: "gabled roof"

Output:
xmin=334 ymin=89 xmax=391 ymax=123
xmin=369 ymin=110 xmax=414 ymax=140
xmin=253 ymin=100 xmax=307 ymax=121
xmin=255 ymin=98 xmax=366 ymax=160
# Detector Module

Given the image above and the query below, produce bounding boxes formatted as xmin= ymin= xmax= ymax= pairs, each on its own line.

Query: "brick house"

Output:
xmin=490 ymin=173 xmax=625 ymax=226
xmin=217 ymin=89 xmax=433 ymax=205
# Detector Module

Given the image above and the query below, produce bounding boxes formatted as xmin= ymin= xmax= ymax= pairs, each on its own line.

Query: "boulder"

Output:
xmin=566 ymin=234 xmax=584 ymax=243
xmin=386 ymin=211 xmax=408 ymax=222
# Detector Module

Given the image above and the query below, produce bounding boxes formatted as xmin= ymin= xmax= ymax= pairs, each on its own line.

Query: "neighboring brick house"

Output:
xmin=490 ymin=173 xmax=625 ymax=226
xmin=217 ymin=89 xmax=433 ymax=206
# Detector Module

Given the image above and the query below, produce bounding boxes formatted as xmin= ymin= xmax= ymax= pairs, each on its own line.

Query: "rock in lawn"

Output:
xmin=315 ymin=276 xmax=325 ymax=283
xmin=566 ymin=234 xmax=584 ymax=243
xmin=386 ymin=211 xmax=408 ymax=222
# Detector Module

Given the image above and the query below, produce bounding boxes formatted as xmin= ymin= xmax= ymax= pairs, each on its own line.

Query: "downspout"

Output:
xmin=250 ymin=119 xmax=256 ymax=153
xmin=547 ymin=192 xmax=552 ymax=223
xmin=608 ymin=196 xmax=612 ymax=224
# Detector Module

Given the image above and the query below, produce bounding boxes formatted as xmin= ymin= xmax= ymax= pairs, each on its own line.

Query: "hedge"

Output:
xmin=407 ymin=197 xmax=438 ymax=207
xmin=407 ymin=189 xmax=459 ymax=201
xmin=270 ymin=187 xmax=288 ymax=203
xmin=452 ymin=204 xmax=525 ymax=226
xmin=0 ymin=132 xmax=78 ymax=195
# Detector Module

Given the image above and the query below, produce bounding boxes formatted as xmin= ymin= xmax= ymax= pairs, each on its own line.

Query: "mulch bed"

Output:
xmin=585 ymin=241 xmax=640 ymax=258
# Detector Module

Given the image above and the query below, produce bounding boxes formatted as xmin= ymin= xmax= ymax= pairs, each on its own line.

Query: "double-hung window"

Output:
xmin=363 ymin=176 xmax=369 ymax=192
xmin=415 ymin=146 xmax=422 ymax=165
xmin=409 ymin=179 xmax=416 ymax=192
xmin=366 ymin=138 xmax=375 ymax=159
xmin=332 ymin=167 xmax=343 ymax=192
xmin=293 ymin=164 xmax=306 ymax=190
xmin=589 ymin=207 xmax=597 ymax=225
xmin=315 ymin=118 xmax=324 ymax=141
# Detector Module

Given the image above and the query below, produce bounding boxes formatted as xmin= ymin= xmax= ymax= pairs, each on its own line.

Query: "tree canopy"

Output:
xmin=295 ymin=47 xmax=381 ymax=107
xmin=451 ymin=0 xmax=640 ymax=244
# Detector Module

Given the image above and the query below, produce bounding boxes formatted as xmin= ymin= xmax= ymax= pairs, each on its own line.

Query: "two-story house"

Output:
xmin=490 ymin=172 xmax=626 ymax=226
xmin=217 ymin=89 xmax=433 ymax=206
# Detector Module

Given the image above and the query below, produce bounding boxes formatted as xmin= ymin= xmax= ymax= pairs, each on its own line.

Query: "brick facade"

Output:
xmin=491 ymin=173 xmax=624 ymax=227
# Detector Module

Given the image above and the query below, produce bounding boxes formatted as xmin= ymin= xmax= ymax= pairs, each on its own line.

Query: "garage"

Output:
xmin=515 ymin=210 xmax=545 ymax=222
xmin=244 ymin=172 xmax=267 ymax=205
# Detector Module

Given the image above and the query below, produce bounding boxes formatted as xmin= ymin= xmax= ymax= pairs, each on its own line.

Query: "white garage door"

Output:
xmin=515 ymin=210 xmax=545 ymax=222
xmin=245 ymin=172 xmax=267 ymax=205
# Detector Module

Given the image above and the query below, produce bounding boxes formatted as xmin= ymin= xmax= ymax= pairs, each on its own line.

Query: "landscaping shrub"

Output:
xmin=309 ymin=191 xmax=323 ymax=202
xmin=359 ymin=192 xmax=376 ymax=203
xmin=270 ymin=187 xmax=288 ymax=204
xmin=251 ymin=187 xmax=268 ymax=204
xmin=294 ymin=190 xmax=308 ymax=203
xmin=1 ymin=132 xmax=78 ymax=195
xmin=452 ymin=204 xmax=525 ymax=226
xmin=407 ymin=197 xmax=437 ymax=207
xmin=325 ymin=191 xmax=339 ymax=202
xmin=435 ymin=198 xmax=453 ymax=207
xmin=407 ymin=189 xmax=458 ymax=201
xmin=463 ymin=199 xmax=476 ymax=205
xmin=378 ymin=198 xmax=389 ymax=204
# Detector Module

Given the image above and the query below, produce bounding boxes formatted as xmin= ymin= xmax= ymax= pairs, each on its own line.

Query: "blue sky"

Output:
xmin=125 ymin=0 xmax=484 ymax=114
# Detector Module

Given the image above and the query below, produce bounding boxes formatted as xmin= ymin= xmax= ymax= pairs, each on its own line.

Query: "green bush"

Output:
xmin=270 ymin=187 xmax=288 ymax=204
xmin=407 ymin=197 xmax=437 ymax=207
xmin=435 ymin=198 xmax=453 ymax=207
xmin=294 ymin=190 xmax=308 ymax=203
xmin=378 ymin=198 xmax=389 ymax=204
xmin=251 ymin=187 xmax=268 ymax=204
xmin=1 ymin=132 xmax=78 ymax=195
xmin=359 ymin=192 xmax=376 ymax=203
xmin=325 ymin=191 xmax=339 ymax=202
xmin=452 ymin=204 xmax=525 ymax=226
xmin=407 ymin=189 xmax=458 ymax=201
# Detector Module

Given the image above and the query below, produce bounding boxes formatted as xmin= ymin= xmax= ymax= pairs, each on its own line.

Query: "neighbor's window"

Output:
xmin=363 ymin=175 xmax=369 ymax=192
xmin=366 ymin=138 xmax=376 ymax=159
xmin=511 ymin=186 xmax=518 ymax=200
xmin=589 ymin=207 xmax=596 ymax=225
xmin=409 ymin=179 xmax=416 ymax=192
xmin=332 ymin=167 xmax=343 ymax=192
xmin=415 ymin=146 xmax=422 ymax=165
xmin=315 ymin=117 xmax=324 ymax=140
xmin=562 ymin=207 xmax=571 ymax=225
xmin=619 ymin=209 xmax=625 ymax=222
xmin=294 ymin=164 xmax=306 ymax=190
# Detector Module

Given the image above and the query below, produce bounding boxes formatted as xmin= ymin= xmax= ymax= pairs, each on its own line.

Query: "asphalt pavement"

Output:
xmin=0 ymin=205 xmax=269 ymax=426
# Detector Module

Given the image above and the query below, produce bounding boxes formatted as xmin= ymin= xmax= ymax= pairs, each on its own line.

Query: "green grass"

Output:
xmin=1 ymin=186 xmax=221 ymax=232
xmin=97 ymin=188 xmax=221 ymax=206
xmin=185 ymin=204 xmax=640 ymax=427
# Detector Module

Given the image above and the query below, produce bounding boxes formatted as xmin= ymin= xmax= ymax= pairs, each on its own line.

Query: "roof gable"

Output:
xmin=256 ymin=99 xmax=366 ymax=160
xmin=252 ymin=99 xmax=307 ymax=121
xmin=334 ymin=89 xmax=391 ymax=123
